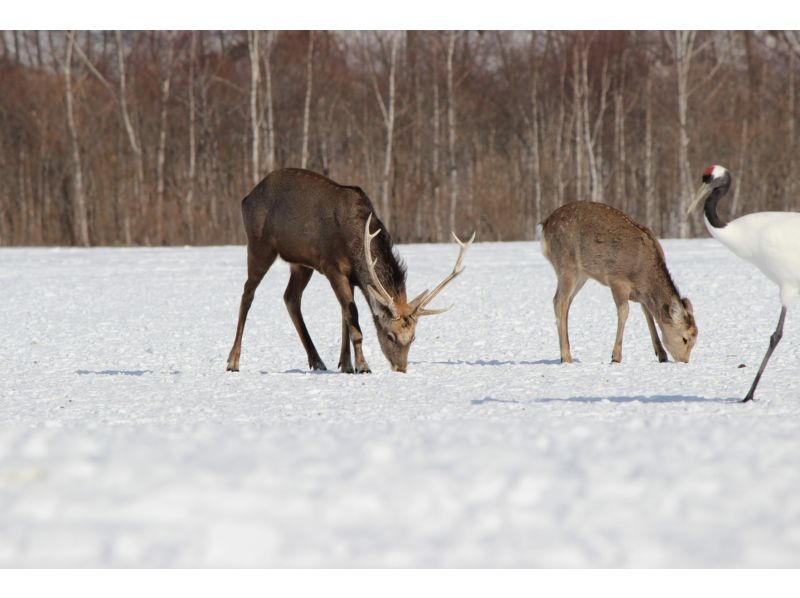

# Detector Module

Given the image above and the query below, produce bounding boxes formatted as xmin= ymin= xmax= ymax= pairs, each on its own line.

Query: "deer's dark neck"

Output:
xmin=356 ymin=235 xmax=407 ymax=299
xmin=704 ymin=186 xmax=729 ymax=229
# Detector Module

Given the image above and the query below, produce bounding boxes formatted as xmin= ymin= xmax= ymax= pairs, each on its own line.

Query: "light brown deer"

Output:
xmin=226 ymin=168 xmax=474 ymax=374
xmin=540 ymin=201 xmax=697 ymax=363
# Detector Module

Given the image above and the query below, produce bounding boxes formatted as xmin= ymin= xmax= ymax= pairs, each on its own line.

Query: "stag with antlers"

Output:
xmin=226 ymin=168 xmax=474 ymax=374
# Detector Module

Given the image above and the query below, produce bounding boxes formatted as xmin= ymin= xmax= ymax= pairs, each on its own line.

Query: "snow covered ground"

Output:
xmin=1 ymin=239 xmax=799 ymax=567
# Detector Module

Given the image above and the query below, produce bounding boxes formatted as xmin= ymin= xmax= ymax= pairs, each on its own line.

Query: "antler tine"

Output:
xmin=413 ymin=230 xmax=476 ymax=316
xmin=364 ymin=213 xmax=398 ymax=316
xmin=415 ymin=304 xmax=453 ymax=318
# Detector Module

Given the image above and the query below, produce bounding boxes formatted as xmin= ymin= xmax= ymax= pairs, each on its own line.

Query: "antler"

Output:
xmin=411 ymin=230 xmax=476 ymax=317
xmin=364 ymin=213 xmax=399 ymax=318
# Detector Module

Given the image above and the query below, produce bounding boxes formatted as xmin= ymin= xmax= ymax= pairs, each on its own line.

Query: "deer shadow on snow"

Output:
xmin=430 ymin=358 xmax=563 ymax=367
xmin=536 ymin=395 xmax=739 ymax=404
xmin=471 ymin=394 xmax=739 ymax=405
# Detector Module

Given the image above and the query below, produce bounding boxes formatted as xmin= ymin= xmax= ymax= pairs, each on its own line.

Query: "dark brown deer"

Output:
xmin=226 ymin=168 xmax=474 ymax=374
xmin=540 ymin=201 xmax=697 ymax=364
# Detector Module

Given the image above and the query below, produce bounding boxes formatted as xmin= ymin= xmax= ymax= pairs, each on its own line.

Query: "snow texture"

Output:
xmin=1 ymin=240 xmax=799 ymax=567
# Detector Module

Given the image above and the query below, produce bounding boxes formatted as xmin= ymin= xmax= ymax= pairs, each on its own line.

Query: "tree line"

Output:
xmin=1 ymin=30 xmax=799 ymax=247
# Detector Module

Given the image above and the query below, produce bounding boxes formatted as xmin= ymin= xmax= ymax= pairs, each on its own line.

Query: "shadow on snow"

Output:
xmin=471 ymin=395 xmax=739 ymax=405
xmin=431 ymin=358 xmax=563 ymax=367
xmin=76 ymin=369 xmax=154 ymax=376
xmin=536 ymin=395 xmax=739 ymax=404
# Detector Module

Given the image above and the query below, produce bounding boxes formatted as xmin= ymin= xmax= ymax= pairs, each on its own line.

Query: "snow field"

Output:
xmin=1 ymin=240 xmax=799 ymax=566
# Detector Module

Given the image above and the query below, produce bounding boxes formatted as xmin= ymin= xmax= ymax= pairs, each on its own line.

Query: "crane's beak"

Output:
xmin=686 ymin=182 xmax=712 ymax=216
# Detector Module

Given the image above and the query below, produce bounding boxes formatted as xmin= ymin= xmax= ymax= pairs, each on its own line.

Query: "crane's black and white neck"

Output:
xmin=687 ymin=164 xmax=732 ymax=230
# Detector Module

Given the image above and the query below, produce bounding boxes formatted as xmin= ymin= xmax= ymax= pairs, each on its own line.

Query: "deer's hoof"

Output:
xmin=310 ymin=360 xmax=327 ymax=371
xmin=339 ymin=362 xmax=354 ymax=374
xmin=356 ymin=363 xmax=372 ymax=374
xmin=226 ymin=364 xmax=239 ymax=372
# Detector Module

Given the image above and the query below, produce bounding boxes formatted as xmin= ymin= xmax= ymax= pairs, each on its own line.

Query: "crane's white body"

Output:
xmin=689 ymin=164 xmax=799 ymax=401
xmin=704 ymin=212 xmax=800 ymax=307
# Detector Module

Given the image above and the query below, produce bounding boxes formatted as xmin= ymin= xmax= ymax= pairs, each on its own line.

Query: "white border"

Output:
xmin=4 ymin=1 xmax=800 ymax=30
xmin=2 ymin=570 xmax=800 ymax=598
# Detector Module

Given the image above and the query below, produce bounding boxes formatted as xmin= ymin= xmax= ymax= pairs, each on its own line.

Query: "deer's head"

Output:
xmin=659 ymin=297 xmax=698 ymax=363
xmin=364 ymin=214 xmax=475 ymax=372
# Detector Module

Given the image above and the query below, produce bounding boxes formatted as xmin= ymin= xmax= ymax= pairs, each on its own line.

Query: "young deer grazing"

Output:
xmin=226 ymin=168 xmax=474 ymax=374
xmin=540 ymin=201 xmax=697 ymax=364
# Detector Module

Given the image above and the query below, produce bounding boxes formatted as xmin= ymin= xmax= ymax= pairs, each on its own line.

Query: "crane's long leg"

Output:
xmin=742 ymin=306 xmax=787 ymax=403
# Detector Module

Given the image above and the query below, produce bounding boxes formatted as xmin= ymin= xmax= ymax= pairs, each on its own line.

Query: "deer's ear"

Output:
xmin=368 ymin=285 xmax=394 ymax=309
xmin=682 ymin=297 xmax=694 ymax=316
xmin=668 ymin=297 xmax=684 ymax=323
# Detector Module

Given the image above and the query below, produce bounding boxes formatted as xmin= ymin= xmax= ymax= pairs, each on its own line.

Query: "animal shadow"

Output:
xmin=537 ymin=394 xmax=739 ymax=404
xmin=76 ymin=369 xmax=153 ymax=376
xmin=431 ymin=358 xmax=563 ymax=367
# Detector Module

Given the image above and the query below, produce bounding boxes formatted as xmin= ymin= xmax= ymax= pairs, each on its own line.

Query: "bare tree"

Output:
xmin=431 ymin=47 xmax=443 ymax=240
xmin=155 ymin=32 xmax=176 ymax=243
xmin=184 ymin=30 xmax=197 ymax=243
xmin=370 ymin=32 xmax=400 ymax=228
xmin=115 ymin=31 xmax=146 ymax=220
xmin=301 ymin=31 xmax=314 ymax=169
xmin=577 ymin=41 xmax=610 ymax=203
xmin=644 ymin=62 xmax=655 ymax=227
xmin=262 ymin=31 xmax=276 ymax=173
xmin=664 ymin=31 xmax=724 ymax=237
xmin=528 ymin=33 xmax=543 ymax=234
xmin=446 ymin=31 xmax=459 ymax=233
xmin=248 ymin=30 xmax=260 ymax=185
xmin=63 ymin=32 xmax=90 ymax=246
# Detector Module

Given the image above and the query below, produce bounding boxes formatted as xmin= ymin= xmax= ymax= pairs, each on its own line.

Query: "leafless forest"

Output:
xmin=2 ymin=30 xmax=800 ymax=246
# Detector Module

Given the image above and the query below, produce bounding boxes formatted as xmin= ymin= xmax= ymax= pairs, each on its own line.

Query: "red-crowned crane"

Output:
xmin=686 ymin=165 xmax=800 ymax=402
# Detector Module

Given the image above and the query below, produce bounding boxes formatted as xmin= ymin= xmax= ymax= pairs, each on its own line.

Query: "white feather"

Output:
xmin=705 ymin=211 xmax=800 ymax=306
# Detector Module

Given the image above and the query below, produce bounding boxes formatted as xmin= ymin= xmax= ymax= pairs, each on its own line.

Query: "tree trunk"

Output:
xmin=432 ymin=65 xmax=443 ymax=241
xmin=581 ymin=48 xmax=609 ymax=203
xmin=572 ymin=48 xmax=584 ymax=200
xmin=184 ymin=30 xmax=197 ymax=244
xmin=248 ymin=30 xmax=260 ymax=185
xmin=155 ymin=34 xmax=175 ymax=244
xmin=446 ymin=31 xmax=458 ymax=233
xmin=528 ymin=50 xmax=542 ymax=235
xmin=115 ymin=31 xmax=145 ymax=238
xmin=376 ymin=34 xmax=399 ymax=229
xmin=644 ymin=63 xmax=655 ymax=229
xmin=555 ymin=54 xmax=567 ymax=207
xmin=301 ymin=31 xmax=314 ymax=169
xmin=64 ymin=33 xmax=90 ymax=246
xmin=262 ymin=31 xmax=276 ymax=173
xmin=669 ymin=31 xmax=697 ymax=238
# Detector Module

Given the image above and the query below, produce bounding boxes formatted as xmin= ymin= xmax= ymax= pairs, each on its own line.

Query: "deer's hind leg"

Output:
xmin=553 ymin=271 xmax=587 ymax=363
xmin=227 ymin=246 xmax=277 ymax=372
xmin=641 ymin=305 xmax=668 ymax=362
xmin=284 ymin=264 xmax=327 ymax=371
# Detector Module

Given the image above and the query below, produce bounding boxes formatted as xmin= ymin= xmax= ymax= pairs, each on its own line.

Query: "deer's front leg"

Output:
xmin=328 ymin=275 xmax=370 ymax=374
xmin=610 ymin=283 xmax=630 ymax=363
xmin=338 ymin=316 xmax=354 ymax=373
xmin=641 ymin=305 xmax=668 ymax=363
